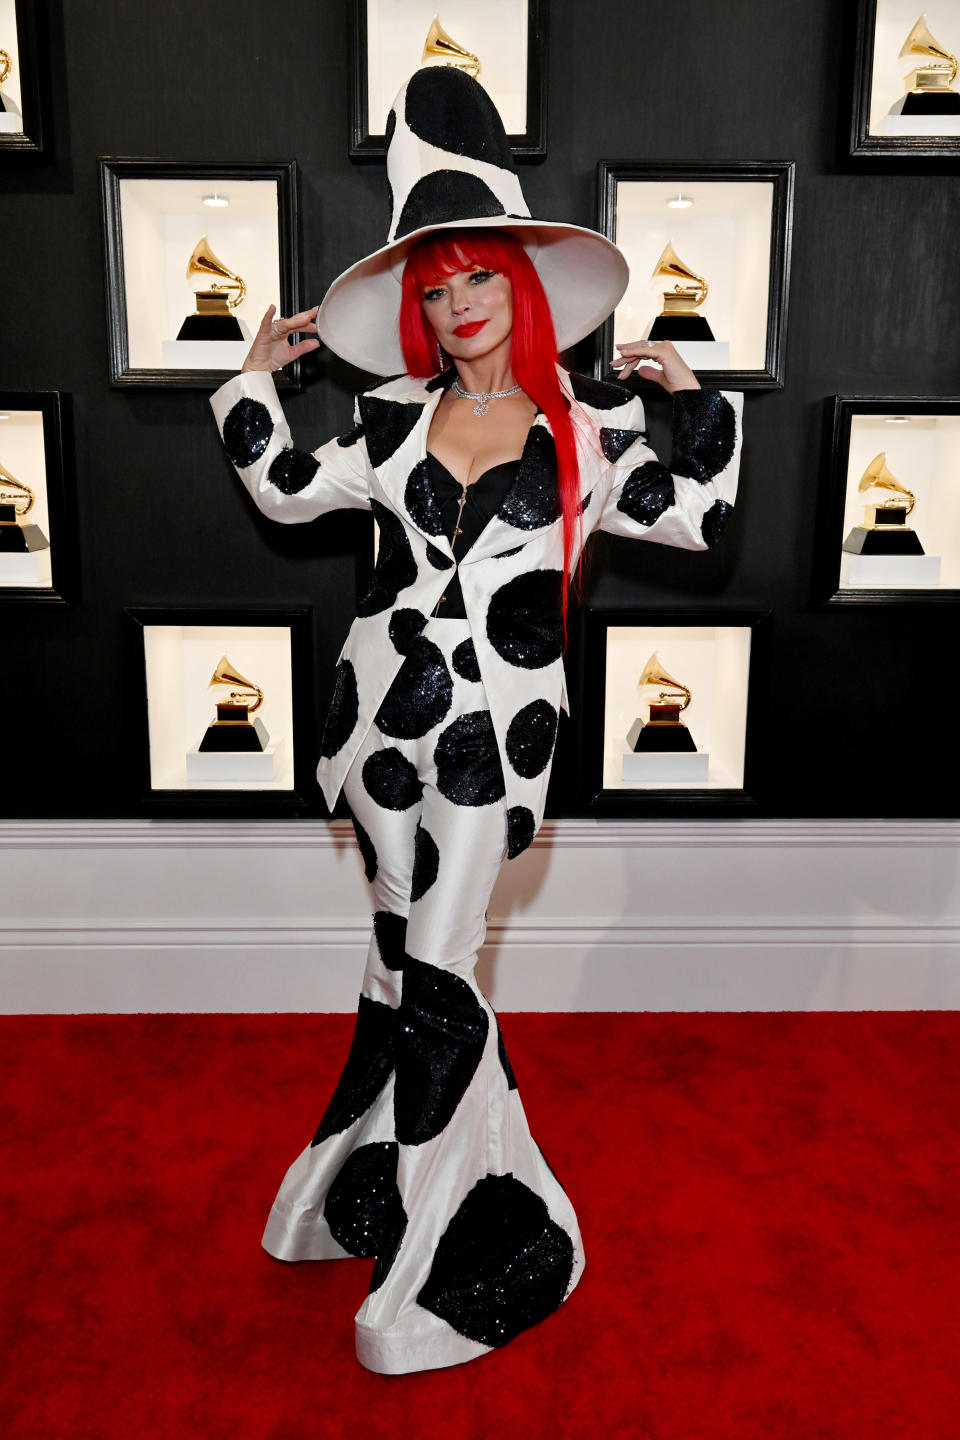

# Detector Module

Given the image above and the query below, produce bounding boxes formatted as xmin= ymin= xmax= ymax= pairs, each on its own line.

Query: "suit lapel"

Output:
xmin=358 ymin=377 xmax=454 ymax=559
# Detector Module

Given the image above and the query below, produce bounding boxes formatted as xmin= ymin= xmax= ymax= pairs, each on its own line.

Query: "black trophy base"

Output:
xmin=632 ymin=722 xmax=698 ymax=754
xmin=902 ymin=91 xmax=960 ymax=115
xmin=0 ymin=95 xmax=6 ymax=114
xmin=648 ymin=314 xmax=715 ymax=341
xmin=0 ymin=522 xmax=49 ymax=554
xmin=842 ymin=526 xmax=925 ymax=557
xmin=176 ymin=314 xmax=244 ymax=341
xmin=199 ymin=717 xmax=266 ymax=752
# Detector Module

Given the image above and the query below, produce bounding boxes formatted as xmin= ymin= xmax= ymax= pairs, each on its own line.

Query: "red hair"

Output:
xmin=399 ymin=229 xmax=582 ymax=638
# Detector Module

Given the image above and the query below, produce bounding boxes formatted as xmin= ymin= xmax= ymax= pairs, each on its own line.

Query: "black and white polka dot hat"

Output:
xmin=317 ymin=66 xmax=629 ymax=375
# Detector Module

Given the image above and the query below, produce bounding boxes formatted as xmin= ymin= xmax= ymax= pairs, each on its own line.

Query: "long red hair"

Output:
xmin=399 ymin=229 xmax=582 ymax=637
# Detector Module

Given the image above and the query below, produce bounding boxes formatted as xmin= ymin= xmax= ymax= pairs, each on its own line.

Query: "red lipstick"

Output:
xmin=453 ymin=320 xmax=487 ymax=337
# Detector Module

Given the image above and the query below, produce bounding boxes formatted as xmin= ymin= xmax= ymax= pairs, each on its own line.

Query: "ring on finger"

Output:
xmin=271 ymin=319 xmax=284 ymax=338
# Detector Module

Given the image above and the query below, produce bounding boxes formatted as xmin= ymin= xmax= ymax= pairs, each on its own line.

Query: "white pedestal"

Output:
xmin=160 ymin=337 xmax=251 ymax=370
xmin=0 ymin=550 xmax=52 ymax=587
xmin=185 ymin=736 xmax=283 ymax=784
xmin=840 ymin=552 xmax=942 ymax=589
xmin=882 ymin=110 xmax=960 ymax=137
xmin=0 ymin=105 xmax=23 ymax=135
xmin=672 ymin=340 xmax=730 ymax=370
xmin=621 ymin=748 xmax=710 ymax=784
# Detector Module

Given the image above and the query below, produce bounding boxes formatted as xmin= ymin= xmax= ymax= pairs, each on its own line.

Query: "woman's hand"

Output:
xmin=241 ymin=304 xmax=321 ymax=374
xmin=611 ymin=338 xmax=700 ymax=394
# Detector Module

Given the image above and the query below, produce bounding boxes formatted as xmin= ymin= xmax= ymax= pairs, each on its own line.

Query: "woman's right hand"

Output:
xmin=241 ymin=304 xmax=321 ymax=373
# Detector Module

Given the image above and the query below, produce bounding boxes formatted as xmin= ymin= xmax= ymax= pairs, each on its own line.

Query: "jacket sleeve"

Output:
xmin=210 ymin=370 xmax=372 ymax=525
xmin=596 ymin=388 xmax=744 ymax=551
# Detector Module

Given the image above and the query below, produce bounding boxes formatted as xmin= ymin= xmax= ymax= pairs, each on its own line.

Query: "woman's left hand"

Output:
xmin=611 ymin=339 xmax=700 ymax=394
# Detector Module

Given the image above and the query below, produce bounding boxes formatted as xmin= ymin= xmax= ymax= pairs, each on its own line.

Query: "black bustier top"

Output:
xmin=427 ymin=453 xmax=519 ymax=618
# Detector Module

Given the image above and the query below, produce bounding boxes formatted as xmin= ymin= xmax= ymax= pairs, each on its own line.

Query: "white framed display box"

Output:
xmin=127 ymin=610 xmax=314 ymax=810
xmin=596 ymin=162 xmax=794 ymax=390
xmin=852 ymin=0 xmax=960 ymax=154
xmin=350 ymin=0 xmax=547 ymax=157
xmin=0 ymin=391 xmax=74 ymax=603
xmin=817 ymin=397 xmax=960 ymax=604
xmin=99 ymin=160 xmax=301 ymax=389
xmin=581 ymin=610 xmax=766 ymax=815
xmin=0 ymin=0 xmax=45 ymax=156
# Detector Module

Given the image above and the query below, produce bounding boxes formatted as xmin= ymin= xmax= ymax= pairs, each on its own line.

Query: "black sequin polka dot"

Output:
xmin=396 ymin=171 xmax=506 ymax=240
xmin=389 ymin=608 xmax=427 ymax=655
xmin=434 ymin=710 xmax=506 ymax=807
xmin=336 ymin=422 xmax=365 ymax=449
xmin=701 ymin=498 xmax=734 ymax=548
xmin=507 ymin=805 xmax=536 ymax=859
xmin=672 ymin=391 xmax=737 ymax=484
xmin=223 ymin=397 xmax=273 ymax=468
xmin=600 ymin=426 xmax=645 ymax=463
xmin=359 ymin=500 xmax=418 ymax=616
xmin=312 ymin=996 xmax=395 ymax=1144
xmin=267 ymin=447 xmax=320 ymax=495
xmin=384 ymin=108 xmax=397 ymax=221
xmin=404 ymin=458 xmax=444 ymax=536
xmin=404 ymin=66 xmax=514 ymax=170
xmin=369 ymin=1197 xmax=408 ymax=1293
xmin=374 ymin=910 xmax=409 ymax=971
xmin=425 ymin=370 xmax=452 ymax=393
xmin=505 ymin=700 xmax=558 ymax=779
xmin=375 ymin=635 xmax=453 ymax=739
xmin=451 ymin=638 xmax=481 ymax=683
xmin=411 ymin=822 xmax=439 ymax=902
xmin=394 ymin=959 xmax=489 ymax=1145
xmin=497 ymin=1022 xmax=518 ymax=1090
xmin=417 ymin=1174 xmax=574 ymax=1346
xmin=351 ymin=811 xmax=378 ymax=881
xmin=426 ymin=543 xmax=455 ymax=570
xmin=486 ymin=571 xmax=564 ymax=669
xmin=617 ymin=462 xmax=676 ymax=527
xmin=569 ymin=372 xmax=631 ymax=412
xmin=497 ymin=428 xmax=560 ymax=531
xmin=320 ymin=659 xmax=359 ymax=758
xmin=362 ymin=748 xmax=423 ymax=811
xmin=357 ymin=395 xmax=424 ymax=467
xmin=324 ymin=1143 xmax=404 ymax=1258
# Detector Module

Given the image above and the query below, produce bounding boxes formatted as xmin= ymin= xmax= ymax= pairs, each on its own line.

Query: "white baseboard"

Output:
xmin=2 ymin=819 xmax=959 ymax=1012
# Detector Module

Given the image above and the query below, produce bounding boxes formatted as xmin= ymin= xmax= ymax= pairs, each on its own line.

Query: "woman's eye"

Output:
xmin=469 ymin=269 xmax=495 ymax=284
xmin=423 ymin=287 xmax=445 ymax=302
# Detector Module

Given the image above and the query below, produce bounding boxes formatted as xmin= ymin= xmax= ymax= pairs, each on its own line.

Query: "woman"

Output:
xmin=211 ymin=67 xmax=743 ymax=1376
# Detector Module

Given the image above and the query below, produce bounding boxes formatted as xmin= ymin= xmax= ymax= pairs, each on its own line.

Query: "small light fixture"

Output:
xmin=0 ymin=414 xmax=9 ymax=422
xmin=202 ymin=191 xmax=229 ymax=208
xmin=667 ymin=192 xmax=693 ymax=209
xmin=884 ymin=415 xmax=910 ymax=424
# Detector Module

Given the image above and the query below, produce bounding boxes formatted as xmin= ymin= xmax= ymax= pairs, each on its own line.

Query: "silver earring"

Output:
xmin=436 ymin=339 xmax=444 ymax=370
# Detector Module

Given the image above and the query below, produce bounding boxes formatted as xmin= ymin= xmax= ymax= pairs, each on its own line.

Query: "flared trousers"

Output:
xmin=261 ymin=618 xmax=583 ymax=1374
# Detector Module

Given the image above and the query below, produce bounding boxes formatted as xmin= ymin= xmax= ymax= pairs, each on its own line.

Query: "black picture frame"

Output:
xmin=850 ymin=0 xmax=960 ymax=159
xmin=125 ymin=606 xmax=315 ymax=815
xmin=813 ymin=395 xmax=960 ymax=606
xmin=595 ymin=160 xmax=795 ymax=391
xmin=578 ymin=608 xmax=768 ymax=816
xmin=349 ymin=0 xmax=548 ymax=159
xmin=0 ymin=0 xmax=47 ymax=158
xmin=0 ymin=390 xmax=76 ymax=604
xmin=98 ymin=158 xmax=301 ymax=390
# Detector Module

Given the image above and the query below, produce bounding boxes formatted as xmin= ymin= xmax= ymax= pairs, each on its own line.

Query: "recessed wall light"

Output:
xmin=667 ymin=193 xmax=693 ymax=209
xmin=202 ymin=191 xmax=229 ymax=208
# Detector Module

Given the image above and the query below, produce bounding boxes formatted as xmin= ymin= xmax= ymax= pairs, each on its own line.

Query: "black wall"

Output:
xmin=3 ymin=0 xmax=958 ymax=819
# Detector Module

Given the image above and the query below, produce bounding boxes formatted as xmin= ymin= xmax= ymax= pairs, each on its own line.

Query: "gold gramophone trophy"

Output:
xmin=0 ymin=48 xmax=12 ymax=113
xmin=198 ymin=655 xmax=269 ymax=753
xmin=897 ymin=14 xmax=960 ymax=114
xmin=647 ymin=241 xmax=715 ymax=342
xmin=422 ymin=16 xmax=481 ymax=77
xmin=0 ymin=461 xmax=49 ymax=555
xmin=626 ymin=652 xmax=698 ymax=753
xmin=176 ymin=237 xmax=248 ymax=341
xmin=842 ymin=453 xmax=925 ymax=557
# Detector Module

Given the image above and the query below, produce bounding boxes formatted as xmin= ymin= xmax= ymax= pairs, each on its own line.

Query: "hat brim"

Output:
xmin=316 ymin=216 xmax=629 ymax=376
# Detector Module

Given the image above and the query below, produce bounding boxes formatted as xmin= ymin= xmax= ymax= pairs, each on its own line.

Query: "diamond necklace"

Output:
xmin=451 ymin=377 xmax=523 ymax=418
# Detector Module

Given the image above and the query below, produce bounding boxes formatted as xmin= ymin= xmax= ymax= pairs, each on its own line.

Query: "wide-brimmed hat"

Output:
xmin=317 ymin=66 xmax=629 ymax=376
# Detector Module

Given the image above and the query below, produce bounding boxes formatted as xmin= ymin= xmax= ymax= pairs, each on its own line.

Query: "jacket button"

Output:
xmin=439 ymin=595 xmax=446 ymax=604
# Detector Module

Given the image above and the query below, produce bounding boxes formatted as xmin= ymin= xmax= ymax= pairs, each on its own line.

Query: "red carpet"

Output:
xmin=2 ymin=1011 xmax=959 ymax=1439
